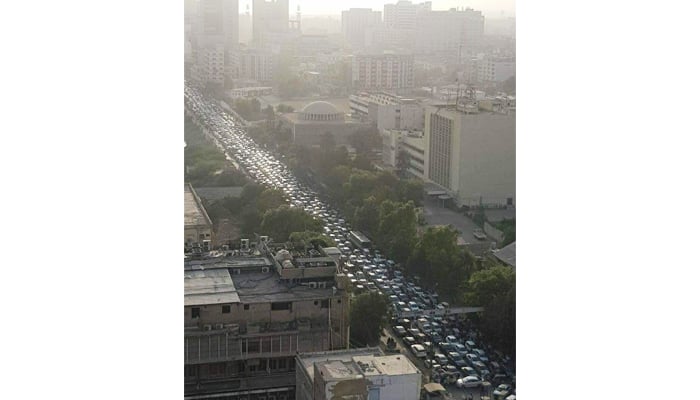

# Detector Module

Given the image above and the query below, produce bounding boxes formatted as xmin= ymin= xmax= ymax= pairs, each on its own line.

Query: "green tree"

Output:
xmin=289 ymin=231 xmax=335 ymax=251
xmin=276 ymin=104 xmax=294 ymax=113
xmin=375 ymin=200 xmax=418 ymax=265
xmin=407 ymin=225 xmax=470 ymax=303
xmin=464 ymin=265 xmax=516 ymax=356
xmin=259 ymin=206 xmax=323 ymax=243
xmin=353 ymin=196 xmax=381 ymax=238
xmin=463 ymin=265 xmax=515 ymax=307
xmin=256 ymin=188 xmax=287 ymax=214
xmin=349 ymin=292 xmax=389 ymax=346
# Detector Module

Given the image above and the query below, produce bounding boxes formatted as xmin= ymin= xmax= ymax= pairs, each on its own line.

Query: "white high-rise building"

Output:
xmin=190 ymin=0 xmax=239 ymax=88
xmin=415 ymin=7 xmax=484 ymax=55
xmin=423 ymin=99 xmax=516 ymax=207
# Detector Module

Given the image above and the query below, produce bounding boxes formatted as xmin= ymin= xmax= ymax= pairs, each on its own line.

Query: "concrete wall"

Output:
xmin=365 ymin=372 xmax=422 ymax=400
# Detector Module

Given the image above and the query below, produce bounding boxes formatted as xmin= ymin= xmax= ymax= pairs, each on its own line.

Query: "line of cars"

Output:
xmin=185 ymin=84 xmax=515 ymax=400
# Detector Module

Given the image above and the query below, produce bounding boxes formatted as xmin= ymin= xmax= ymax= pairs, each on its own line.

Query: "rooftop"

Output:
xmin=184 ymin=183 xmax=212 ymax=228
xmin=184 ymin=268 xmax=240 ymax=306
xmin=297 ymin=347 xmax=383 ymax=382
xmin=492 ymin=241 xmax=516 ymax=268
xmin=353 ymin=354 xmax=420 ymax=376
xmin=231 ymin=272 xmax=338 ymax=303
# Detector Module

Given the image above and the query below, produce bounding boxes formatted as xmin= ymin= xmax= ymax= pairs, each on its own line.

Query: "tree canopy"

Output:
xmin=349 ymin=292 xmax=390 ymax=346
xmin=259 ymin=206 xmax=324 ymax=243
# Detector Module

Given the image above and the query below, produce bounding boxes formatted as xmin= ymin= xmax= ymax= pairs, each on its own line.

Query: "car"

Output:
xmin=493 ymin=384 xmax=512 ymax=400
xmin=434 ymin=353 xmax=448 ymax=366
xmin=456 ymin=375 xmax=482 ymax=388
xmin=411 ymin=344 xmax=427 ymax=358
xmin=393 ymin=326 xmax=407 ymax=336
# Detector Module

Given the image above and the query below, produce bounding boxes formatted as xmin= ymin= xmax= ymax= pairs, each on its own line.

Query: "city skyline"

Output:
xmin=237 ymin=0 xmax=515 ymax=18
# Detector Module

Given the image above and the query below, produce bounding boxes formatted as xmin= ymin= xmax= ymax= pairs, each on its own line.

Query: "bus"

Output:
xmin=348 ymin=230 xmax=371 ymax=251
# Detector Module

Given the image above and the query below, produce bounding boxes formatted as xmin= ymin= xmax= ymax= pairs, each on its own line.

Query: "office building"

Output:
xmin=341 ymin=8 xmax=382 ymax=48
xmin=185 ymin=241 xmax=351 ymax=399
xmin=383 ymin=1 xmax=432 ymax=30
xmin=231 ymin=47 xmax=277 ymax=83
xmin=296 ymin=349 xmax=422 ymax=400
xmin=423 ymin=97 xmax=515 ymax=207
xmin=349 ymin=92 xmax=423 ymax=131
xmin=381 ymin=129 xmax=425 ymax=180
xmin=351 ymin=53 xmax=414 ymax=91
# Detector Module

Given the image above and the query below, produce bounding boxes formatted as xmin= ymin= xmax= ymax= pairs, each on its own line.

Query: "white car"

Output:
xmin=457 ymin=375 xmax=482 ymax=388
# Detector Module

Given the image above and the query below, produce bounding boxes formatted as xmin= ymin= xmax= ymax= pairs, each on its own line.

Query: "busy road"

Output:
xmin=185 ymin=82 xmax=515 ymax=400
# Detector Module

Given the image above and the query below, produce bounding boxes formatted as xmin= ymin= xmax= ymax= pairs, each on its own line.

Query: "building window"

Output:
xmin=271 ymin=302 xmax=292 ymax=311
xmin=191 ymin=307 xmax=200 ymax=319
xmin=244 ymin=304 xmax=250 ymax=310
xmin=321 ymin=299 xmax=330 ymax=309
xmin=222 ymin=305 xmax=231 ymax=314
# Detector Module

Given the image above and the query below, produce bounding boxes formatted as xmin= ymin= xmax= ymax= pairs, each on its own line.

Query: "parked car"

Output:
xmin=457 ymin=375 xmax=482 ymax=388
xmin=411 ymin=344 xmax=427 ymax=358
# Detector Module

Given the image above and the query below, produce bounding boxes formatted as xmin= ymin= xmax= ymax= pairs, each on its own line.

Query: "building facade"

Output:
xmin=423 ymin=99 xmax=515 ymax=207
xmin=190 ymin=0 xmax=239 ymax=89
xmin=185 ymin=241 xmax=351 ymax=400
xmin=381 ymin=129 xmax=426 ymax=180
xmin=414 ymin=7 xmax=484 ymax=57
xmin=341 ymin=8 xmax=382 ymax=49
xmin=351 ymin=53 xmax=414 ymax=91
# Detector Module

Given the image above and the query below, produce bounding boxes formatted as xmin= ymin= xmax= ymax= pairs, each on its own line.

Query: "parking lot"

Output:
xmin=185 ymin=82 xmax=515 ymax=399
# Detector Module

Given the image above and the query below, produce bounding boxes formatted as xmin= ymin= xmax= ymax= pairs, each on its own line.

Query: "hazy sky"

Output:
xmin=240 ymin=0 xmax=515 ymax=18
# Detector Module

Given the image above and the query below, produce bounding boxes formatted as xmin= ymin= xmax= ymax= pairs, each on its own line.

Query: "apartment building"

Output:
xmin=414 ymin=7 xmax=484 ymax=56
xmin=351 ymin=53 xmax=415 ymax=91
xmin=381 ymin=129 xmax=426 ymax=180
xmin=296 ymin=348 xmax=422 ymax=400
xmin=184 ymin=240 xmax=351 ymax=399
xmin=423 ymin=98 xmax=516 ymax=207
xmin=190 ymin=0 xmax=239 ymax=88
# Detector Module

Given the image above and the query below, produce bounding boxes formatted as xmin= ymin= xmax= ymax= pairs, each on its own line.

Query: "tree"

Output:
xmin=464 ymin=265 xmax=516 ymax=356
xmin=353 ymin=196 xmax=381 ymax=238
xmin=375 ymin=200 xmax=418 ymax=265
xmin=349 ymin=292 xmax=389 ymax=346
xmin=276 ymin=104 xmax=294 ymax=113
xmin=463 ymin=265 xmax=515 ymax=307
xmin=407 ymin=225 xmax=470 ymax=303
xmin=259 ymin=206 xmax=323 ymax=243
xmin=289 ymin=231 xmax=334 ymax=251
xmin=256 ymin=188 xmax=287 ymax=214
xmin=320 ymin=131 xmax=336 ymax=152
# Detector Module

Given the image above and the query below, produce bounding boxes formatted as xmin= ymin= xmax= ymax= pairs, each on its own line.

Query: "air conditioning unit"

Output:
xmin=309 ymin=282 xmax=318 ymax=289
xmin=215 ymin=323 xmax=224 ymax=330
xmin=203 ymin=324 xmax=212 ymax=331
xmin=241 ymin=239 xmax=250 ymax=250
xmin=222 ymin=244 xmax=229 ymax=251
xmin=233 ymin=269 xmax=241 ymax=275
xmin=261 ymin=266 xmax=270 ymax=273
xmin=260 ymin=235 xmax=269 ymax=243
xmin=319 ymin=281 xmax=327 ymax=289
xmin=202 ymin=240 xmax=211 ymax=251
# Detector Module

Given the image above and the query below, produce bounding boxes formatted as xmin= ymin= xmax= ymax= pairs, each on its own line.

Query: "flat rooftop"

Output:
xmin=185 ymin=256 xmax=273 ymax=271
xmin=184 ymin=268 xmax=240 ymax=306
xmin=231 ymin=272 xmax=338 ymax=303
xmin=317 ymin=360 xmax=362 ymax=380
xmin=298 ymin=348 xmax=383 ymax=382
xmin=353 ymin=354 xmax=420 ymax=376
xmin=184 ymin=184 xmax=212 ymax=228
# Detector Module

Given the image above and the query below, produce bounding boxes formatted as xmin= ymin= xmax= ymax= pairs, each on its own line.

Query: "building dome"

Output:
xmin=300 ymin=101 xmax=344 ymax=121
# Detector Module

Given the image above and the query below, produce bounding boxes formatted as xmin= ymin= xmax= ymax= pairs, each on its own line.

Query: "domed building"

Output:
xmin=281 ymin=100 xmax=371 ymax=147
xmin=299 ymin=101 xmax=344 ymax=121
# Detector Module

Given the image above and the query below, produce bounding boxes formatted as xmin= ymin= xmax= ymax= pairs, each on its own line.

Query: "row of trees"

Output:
xmin=184 ymin=115 xmax=248 ymax=187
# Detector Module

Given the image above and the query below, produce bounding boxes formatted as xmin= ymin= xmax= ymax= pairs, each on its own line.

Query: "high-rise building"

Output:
xmin=383 ymin=1 xmax=432 ymax=30
xmin=341 ymin=8 xmax=382 ymax=49
xmin=252 ymin=0 xmax=290 ymax=47
xmin=190 ymin=0 xmax=239 ymax=89
xmin=415 ymin=8 xmax=484 ymax=56
xmin=423 ymin=98 xmax=516 ymax=207
xmin=351 ymin=53 xmax=415 ymax=91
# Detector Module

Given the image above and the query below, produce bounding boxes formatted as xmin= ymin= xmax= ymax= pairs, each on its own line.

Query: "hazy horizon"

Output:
xmin=238 ymin=0 xmax=515 ymax=19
